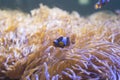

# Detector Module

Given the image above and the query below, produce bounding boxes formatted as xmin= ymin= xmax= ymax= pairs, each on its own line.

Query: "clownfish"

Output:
xmin=95 ymin=0 xmax=110 ymax=9
xmin=53 ymin=36 xmax=70 ymax=48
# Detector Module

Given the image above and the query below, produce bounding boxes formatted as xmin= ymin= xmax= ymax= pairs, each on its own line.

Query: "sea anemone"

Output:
xmin=0 ymin=4 xmax=120 ymax=80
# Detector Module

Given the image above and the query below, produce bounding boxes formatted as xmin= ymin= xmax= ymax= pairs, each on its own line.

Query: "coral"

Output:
xmin=0 ymin=4 xmax=120 ymax=80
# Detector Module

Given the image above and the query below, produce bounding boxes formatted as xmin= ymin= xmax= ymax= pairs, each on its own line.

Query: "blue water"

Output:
xmin=0 ymin=0 xmax=120 ymax=15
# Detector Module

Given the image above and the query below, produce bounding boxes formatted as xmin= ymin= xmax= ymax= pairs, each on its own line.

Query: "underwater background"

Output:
xmin=1 ymin=0 xmax=120 ymax=80
xmin=0 ymin=0 xmax=120 ymax=16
